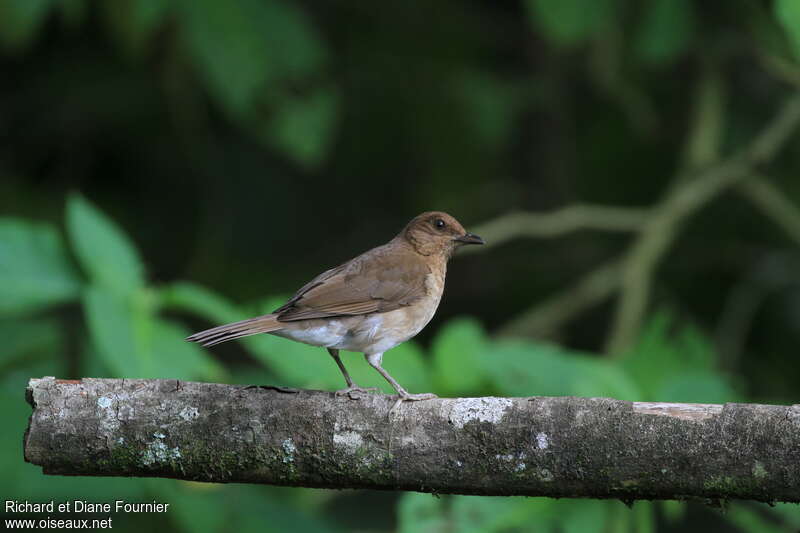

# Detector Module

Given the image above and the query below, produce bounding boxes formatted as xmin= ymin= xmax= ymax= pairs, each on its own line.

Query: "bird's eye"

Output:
xmin=434 ymin=218 xmax=446 ymax=230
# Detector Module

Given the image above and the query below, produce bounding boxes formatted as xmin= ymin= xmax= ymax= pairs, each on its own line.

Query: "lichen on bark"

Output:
xmin=23 ymin=377 xmax=800 ymax=502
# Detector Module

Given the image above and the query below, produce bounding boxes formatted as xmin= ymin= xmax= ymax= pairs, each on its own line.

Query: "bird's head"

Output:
xmin=401 ymin=211 xmax=485 ymax=257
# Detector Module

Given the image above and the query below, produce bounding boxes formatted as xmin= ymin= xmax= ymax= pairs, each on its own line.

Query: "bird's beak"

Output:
xmin=454 ymin=232 xmax=485 ymax=245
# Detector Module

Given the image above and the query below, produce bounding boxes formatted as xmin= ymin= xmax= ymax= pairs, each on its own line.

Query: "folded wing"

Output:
xmin=274 ymin=244 xmax=430 ymax=321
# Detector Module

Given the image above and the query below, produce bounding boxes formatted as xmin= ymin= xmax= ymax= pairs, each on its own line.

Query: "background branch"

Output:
xmin=24 ymin=377 xmax=800 ymax=503
xmin=605 ymin=94 xmax=800 ymax=354
xmin=738 ymin=175 xmax=800 ymax=245
xmin=465 ymin=206 xmax=648 ymax=253
xmin=714 ymin=252 xmax=800 ymax=370
xmin=714 ymin=178 xmax=800 ymax=367
xmin=475 ymin=96 xmax=800 ymax=345
xmin=496 ymin=259 xmax=622 ymax=339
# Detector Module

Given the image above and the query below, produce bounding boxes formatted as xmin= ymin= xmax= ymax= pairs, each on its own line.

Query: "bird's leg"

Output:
xmin=327 ymin=348 xmax=378 ymax=398
xmin=328 ymin=348 xmax=354 ymax=387
xmin=365 ymin=352 xmax=437 ymax=407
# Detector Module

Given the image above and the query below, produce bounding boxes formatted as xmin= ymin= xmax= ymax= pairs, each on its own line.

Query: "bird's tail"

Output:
xmin=186 ymin=314 xmax=283 ymax=347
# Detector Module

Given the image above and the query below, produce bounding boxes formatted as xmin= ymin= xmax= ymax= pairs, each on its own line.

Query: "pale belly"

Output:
xmin=272 ymin=305 xmax=437 ymax=354
xmin=271 ymin=273 xmax=444 ymax=354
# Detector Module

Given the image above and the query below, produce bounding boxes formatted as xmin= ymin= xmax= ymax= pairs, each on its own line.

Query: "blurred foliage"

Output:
xmin=2 ymin=0 xmax=800 ymax=531
xmin=0 ymin=193 xmax=789 ymax=532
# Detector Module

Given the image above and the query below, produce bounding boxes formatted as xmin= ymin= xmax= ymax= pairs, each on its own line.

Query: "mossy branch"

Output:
xmin=23 ymin=377 xmax=800 ymax=503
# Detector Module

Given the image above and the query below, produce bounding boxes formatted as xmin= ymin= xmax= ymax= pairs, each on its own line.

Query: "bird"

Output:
xmin=186 ymin=211 xmax=484 ymax=403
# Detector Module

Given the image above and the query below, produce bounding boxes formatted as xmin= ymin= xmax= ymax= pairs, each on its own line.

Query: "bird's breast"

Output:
xmin=273 ymin=271 xmax=446 ymax=354
xmin=353 ymin=270 xmax=444 ymax=353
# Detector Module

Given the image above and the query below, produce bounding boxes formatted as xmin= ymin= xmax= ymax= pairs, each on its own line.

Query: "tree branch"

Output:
xmin=714 ymin=178 xmax=800 ymax=368
xmin=496 ymin=258 xmax=622 ymax=339
xmin=464 ymin=206 xmax=648 ymax=253
xmin=737 ymin=175 xmax=800 ymax=246
xmin=24 ymin=377 xmax=800 ymax=503
xmin=605 ymin=94 xmax=800 ymax=355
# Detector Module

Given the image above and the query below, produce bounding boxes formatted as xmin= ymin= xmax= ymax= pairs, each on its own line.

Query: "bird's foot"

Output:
xmin=390 ymin=392 xmax=438 ymax=411
xmin=400 ymin=392 xmax=438 ymax=402
xmin=334 ymin=385 xmax=379 ymax=400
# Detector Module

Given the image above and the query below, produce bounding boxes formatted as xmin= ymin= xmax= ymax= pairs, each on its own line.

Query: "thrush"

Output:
xmin=187 ymin=211 xmax=484 ymax=402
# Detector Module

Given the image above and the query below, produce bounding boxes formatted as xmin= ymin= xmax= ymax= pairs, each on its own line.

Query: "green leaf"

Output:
xmin=144 ymin=480 xmax=229 ymax=533
xmin=634 ymin=0 xmax=695 ymax=66
xmin=766 ymin=502 xmax=800 ymax=528
xmin=0 ymin=318 xmax=62 ymax=370
xmin=177 ymin=0 xmax=270 ymax=116
xmin=397 ymin=493 xmax=448 ymax=533
xmin=101 ymin=0 xmax=172 ymax=59
xmin=150 ymin=481 xmax=336 ymax=533
xmin=0 ymin=0 xmax=55 ymax=51
xmin=0 ymin=376 xmax=40 ymax=495
xmin=622 ymin=310 xmax=733 ymax=401
xmin=59 ymin=0 xmax=88 ymax=29
xmin=265 ymin=87 xmax=339 ymax=169
xmin=0 ymin=218 xmax=81 ymax=315
xmin=571 ymin=360 xmax=641 ymax=401
xmin=351 ymin=341 xmax=432 ymax=395
xmin=726 ymin=505 xmax=790 ymax=533
xmin=660 ymin=500 xmax=686 ymax=524
xmin=176 ymin=0 xmax=336 ymax=166
xmin=657 ymin=373 xmax=736 ymax=403
xmin=159 ymin=281 xmax=243 ymax=324
xmin=226 ymin=485 xmax=340 ymax=533
xmin=523 ymin=0 xmax=617 ymax=48
xmin=227 ymin=364 xmax=278 ymax=387
xmin=431 ymin=317 xmax=488 ymax=395
xmin=177 ymin=0 xmax=326 ymax=118
xmin=181 ymin=295 xmax=338 ymax=388
xmin=622 ymin=312 xmax=675 ymax=395
xmin=66 ymin=195 xmax=145 ymax=294
xmin=746 ymin=1 xmax=793 ymax=60
xmin=84 ymin=286 xmax=223 ymax=380
xmin=152 ymin=319 xmax=226 ymax=381
xmin=562 ymin=501 xmax=609 ymax=533
xmin=251 ymin=295 xmax=290 ymax=315
xmin=256 ymin=0 xmax=326 ymax=81
xmin=485 ymin=341 xmax=569 ymax=397
xmin=776 ymin=0 xmax=800 ymax=62
xmin=486 ymin=340 xmax=640 ymax=400
xmin=84 ymin=286 xmax=153 ymax=377
xmin=455 ymin=71 xmax=520 ymax=151
xmin=451 ymin=496 xmax=556 ymax=533
xmin=629 ymin=501 xmax=655 ymax=533
xmin=244 ymin=333 xmax=341 ymax=388
xmin=399 ymin=495 xmax=559 ymax=533
xmin=80 ymin=340 xmax=113 ymax=378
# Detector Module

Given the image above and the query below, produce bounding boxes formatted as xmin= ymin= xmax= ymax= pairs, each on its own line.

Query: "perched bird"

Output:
xmin=187 ymin=212 xmax=484 ymax=402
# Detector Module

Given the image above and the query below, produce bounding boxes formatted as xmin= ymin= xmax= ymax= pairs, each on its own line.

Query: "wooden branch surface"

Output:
xmin=23 ymin=377 xmax=800 ymax=502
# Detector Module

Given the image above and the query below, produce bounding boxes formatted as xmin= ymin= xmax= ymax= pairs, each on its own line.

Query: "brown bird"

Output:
xmin=187 ymin=212 xmax=484 ymax=402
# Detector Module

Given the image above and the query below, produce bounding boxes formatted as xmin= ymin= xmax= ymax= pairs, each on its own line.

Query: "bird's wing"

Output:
xmin=273 ymin=244 xmax=430 ymax=322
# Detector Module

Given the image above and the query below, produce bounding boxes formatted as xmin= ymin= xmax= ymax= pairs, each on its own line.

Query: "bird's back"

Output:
xmin=272 ymin=239 xmax=447 ymax=353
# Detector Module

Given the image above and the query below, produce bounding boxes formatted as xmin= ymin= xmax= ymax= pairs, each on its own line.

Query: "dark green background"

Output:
xmin=2 ymin=0 xmax=800 ymax=531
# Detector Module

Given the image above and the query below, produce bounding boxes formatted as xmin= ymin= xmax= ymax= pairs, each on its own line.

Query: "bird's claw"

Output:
xmin=335 ymin=385 xmax=379 ymax=400
xmin=390 ymin=392 xmax=438 ymax=412
xmin=400 ymin=392 xmax=438 ymax=401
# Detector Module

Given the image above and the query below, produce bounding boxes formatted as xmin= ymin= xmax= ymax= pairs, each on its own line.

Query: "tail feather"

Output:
xmin=186 ymin=314 xmax=283 ymax=347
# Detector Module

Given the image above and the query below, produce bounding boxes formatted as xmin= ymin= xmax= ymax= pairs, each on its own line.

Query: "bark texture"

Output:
xmin=23 ymin=377 xmax=800 ymax=502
